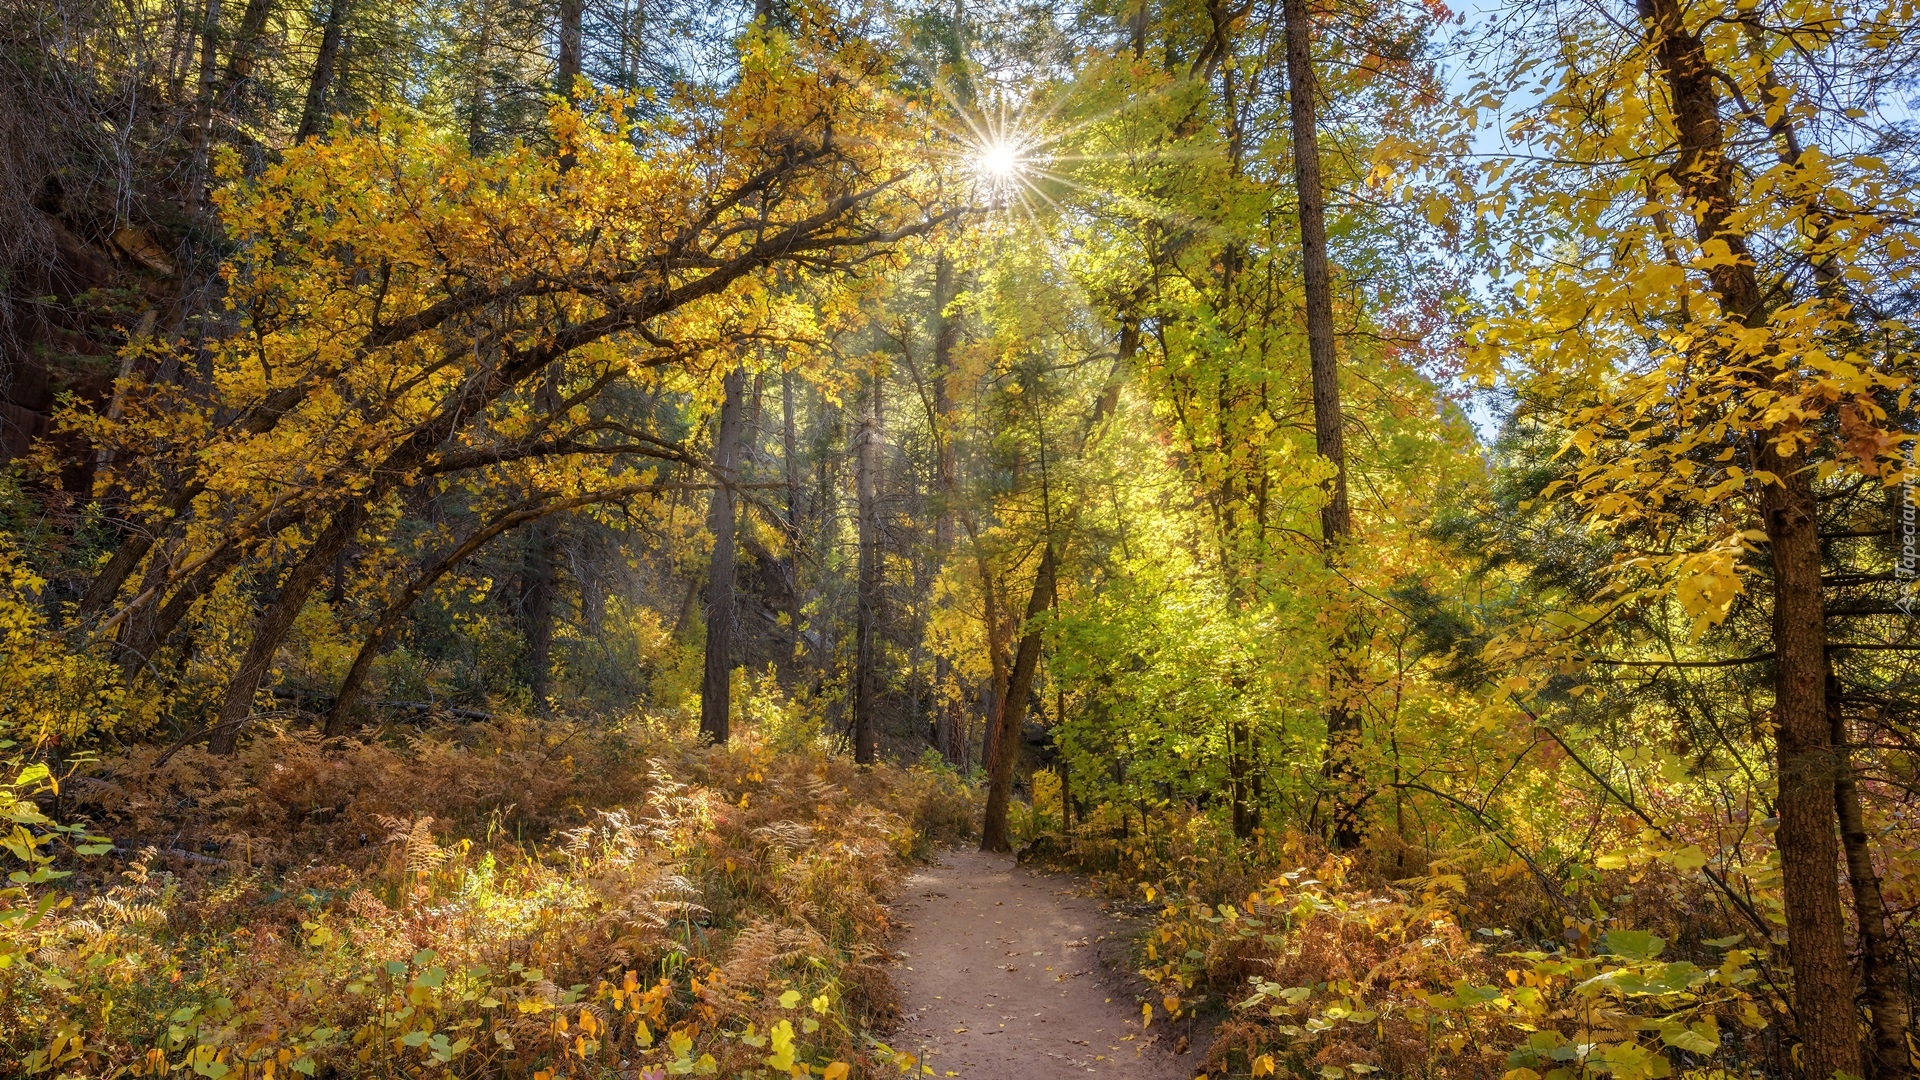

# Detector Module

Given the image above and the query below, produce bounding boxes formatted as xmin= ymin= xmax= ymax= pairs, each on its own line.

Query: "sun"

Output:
xmin=945 ymin=99 xmax=1055 ymax=213
xmin=967 ymin=134 xmax=1042 ymax=208
xmin=977 ymin=141 xmax=1022 ymax=180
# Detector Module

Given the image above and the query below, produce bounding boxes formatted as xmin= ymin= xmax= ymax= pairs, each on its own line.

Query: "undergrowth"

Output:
xmin=1063 ymin=806 xmax=1804 ymax=1080
xmin=2 ymin=719 xmax=977 ymax=1078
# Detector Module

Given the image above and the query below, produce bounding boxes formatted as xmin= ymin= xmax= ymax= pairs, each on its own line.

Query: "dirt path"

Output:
xmin=887 ymin=849 xmax=1196 ymax=1079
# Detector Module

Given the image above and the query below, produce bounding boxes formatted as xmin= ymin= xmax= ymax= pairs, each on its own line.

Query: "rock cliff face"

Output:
xmin=3 ymin=56 xmax=185 ymax=478
xmin=2 ymin=190 xmax=170 ymax=480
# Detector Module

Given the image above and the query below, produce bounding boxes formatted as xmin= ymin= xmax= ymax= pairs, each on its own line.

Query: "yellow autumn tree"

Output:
xmin=67 ymin=15 xmax=960 ymax=752
xmin=1464 ymin=1 xmax=1919 ymax=1072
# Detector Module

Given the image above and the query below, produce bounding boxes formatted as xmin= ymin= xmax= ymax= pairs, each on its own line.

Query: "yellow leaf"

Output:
xmin=767 ymin=1019 xmax=796 ymax=1070
xmin=1668 ymin=845 xmax=1707 ymax=872
xmin=1671 ymin=544 xmax=1745 ymax=637
xmin=824 ymin=1064 xmax=850 ymax=1080
xmin=1253 ymin=1054 xmax=1277 ymax=1076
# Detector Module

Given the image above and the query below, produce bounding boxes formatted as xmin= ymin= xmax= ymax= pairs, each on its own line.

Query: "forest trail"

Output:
xmin=888 ymin=850 xmax=1197 ymax=1079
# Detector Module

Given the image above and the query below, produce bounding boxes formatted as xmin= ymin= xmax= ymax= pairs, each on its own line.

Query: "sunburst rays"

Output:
xmin=919 ymin=69 xmax=1246 ymax=249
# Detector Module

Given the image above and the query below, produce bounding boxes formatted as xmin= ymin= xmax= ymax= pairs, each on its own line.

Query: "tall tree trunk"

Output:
xmin=930 ymin=254 xmax=962 ymax=763
xmin=520 ymin=520 xmax=557 ymax=712
xmin=980 ymin=545 xmax=1055 ymax=853
xmin=295 ymin=0 xmax=349 ymax=141
xmin=1640 ymin=2 xmax=1860 ymax=1075
xmin=700 ymin=365 xmax=747 ymax=745
xmin=964 ymin=514 xmax=1010 ymax=771
xmin=1282 ymin=0 xmax=1360 ymax=848
xmin=189 ymin=0 xmax=223 ymax=189
xmin=1831 ymin=674 xmax=1915 ymax=1078
xmin=553 ymin=0 xmax=581 ymax=169
xmin=520 ymin=367 xmax=564 ymax=712
xmin=557 ymin=0 xmax=581 ymax=94
xmin=781 ymin=366 xmax=804 ymax=666
xmin=853 ymin=368 xmax=884 ymax=764
xmin=221 ymin=0 xmax=274 ymax=110
xmin=810 ymin=400 xmax=842 ymax=688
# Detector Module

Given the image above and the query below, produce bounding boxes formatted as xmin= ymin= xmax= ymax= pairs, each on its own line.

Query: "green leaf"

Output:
xmin=1659 ymin=1018 xmax=1719 ymax=1054
xmin=1598 ymin=930 xmax=1664 ymax=960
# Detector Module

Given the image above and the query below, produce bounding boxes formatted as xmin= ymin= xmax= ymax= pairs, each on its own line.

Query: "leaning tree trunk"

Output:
xmin=326 ymin=484 xmax=661 ymax=735
xmin=209 ymin=502 xmax=367 ymax=753
xmin=1640 ymin=1 xmax=1861 ymax=1075
xmin=981 ymin=545 xmax=1055 ymax=853
xmin=852 ymin=369 xmax=885 ymax=764
xmin=1282 ymin=0 xmax=1361 ymax=849
xmin=699 ymin=365 xmax=748 ymax=745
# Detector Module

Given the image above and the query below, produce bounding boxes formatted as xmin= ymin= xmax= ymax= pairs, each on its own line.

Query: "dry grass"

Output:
xmin=1065 ymin=806 xmax=1790 ymax=1079
xmin=4 ymin=718 xmax=978 ymax=1078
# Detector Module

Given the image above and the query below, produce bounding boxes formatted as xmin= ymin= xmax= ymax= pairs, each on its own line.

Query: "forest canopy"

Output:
xmin=1 ymin=0 xmax=1917 ymax=1077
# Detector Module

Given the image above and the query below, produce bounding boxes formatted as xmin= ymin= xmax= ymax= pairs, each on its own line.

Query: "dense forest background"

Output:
xmin=1 ymin=0 xmax=1917 ymax=1076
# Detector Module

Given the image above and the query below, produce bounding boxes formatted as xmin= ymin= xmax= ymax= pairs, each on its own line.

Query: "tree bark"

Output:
xmin=209 ymin=501 xmax=367 ymax=753
xmin=1282 ymin=0 xmax=1360 ymax=849
xmin=781 ymin=366 xmax=805 ymax=666
xmin=964 ymin=513 xmax=1011 ymax=771
xmin=853 ymin=368 xmax=884 ymax=764
xmin=295 ymin=0 xmax=349 ymax=141
xmin=553 ymin=0 xmax=581 ymax=169
xmin=520 ymin=519 xmax=557 ymax=713
xmin=1640 ymin=1 xmax=1860 ymax=1075
xmin=189 ymin=0 xmax=224 ymax=185
xmin=700 ymin=365 xmax=748 ymax=745
xmin=520 ymin=366 xmax=565 ymax=713
xmin=220 ymin=0 xmax=274 ymax=115
xmin=557 ymin=0 xmax=581 ymax=94
xmin=1830 ymin=674 xmax=1915 ymax=1078
xmin=114 ymin=540 xmax=181 ymax=685
xmin=930 ymin=254 xmax=962 ymax=763
xmin=981 ymin=545 xmax=1055 ymax=853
